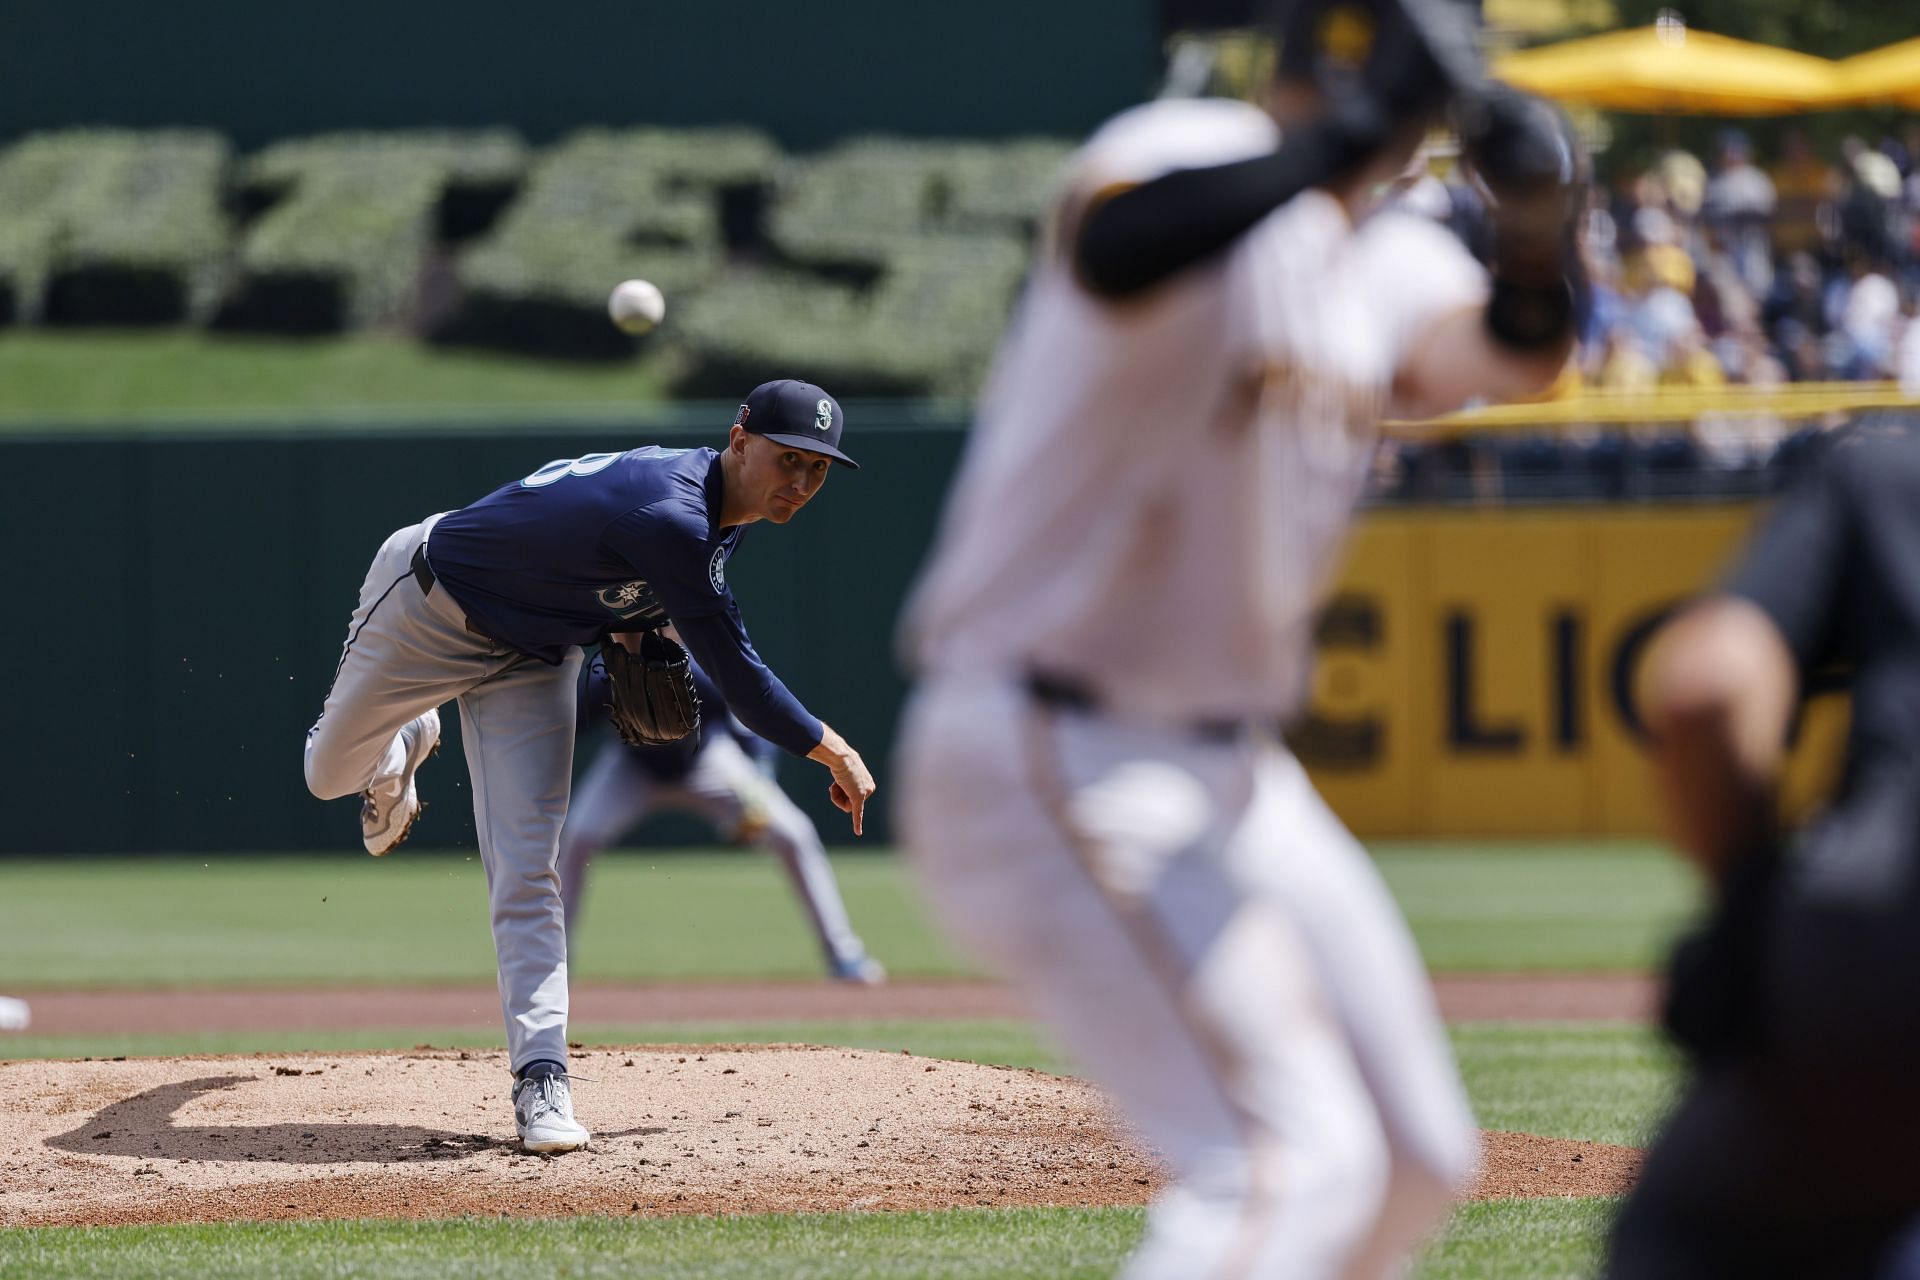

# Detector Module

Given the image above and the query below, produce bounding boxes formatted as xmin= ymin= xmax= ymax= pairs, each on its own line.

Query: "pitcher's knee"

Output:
xmin=491 ymin=862 xmax=565 ymax=914
xmin=303 ymin=733 xmax=360 ymax=801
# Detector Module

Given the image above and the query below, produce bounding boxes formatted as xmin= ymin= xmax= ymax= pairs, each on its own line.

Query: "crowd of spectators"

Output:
xmin=1575 ymin=126 xmax=1920 ymax=390
xmin=1379 ymin=125 xmax=1920 ymax=502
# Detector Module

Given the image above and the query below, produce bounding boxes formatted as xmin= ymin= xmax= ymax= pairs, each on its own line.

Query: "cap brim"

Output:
xmin=759 ymin=432 xmax=860 ymax=469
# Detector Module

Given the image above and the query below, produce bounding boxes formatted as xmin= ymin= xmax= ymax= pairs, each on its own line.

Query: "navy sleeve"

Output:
xmin=1723 ymin=452 xmax=1851 ymax=678
xmin=674 ymin=604 xmax=823 ymax=758
xmin=689 ymin=655 xmax=778 ymax=764
xmin=602 ymin=497 xmax=822 ymax=756
xmin=732 ymin=715 xmax=779 ymax=769
xmin=687 ymin=659 xmax=726 ymax=708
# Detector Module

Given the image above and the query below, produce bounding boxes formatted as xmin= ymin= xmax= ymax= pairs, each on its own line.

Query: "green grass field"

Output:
xmin=0 ymin=844 xmax=1684 ymax=1277
xmin=0 ymin=332 xmax=672 ymax=428
xmin=0 ymin=843 xmax=1698 ymax=989
xmin=0 ymin=1200 xmax=1620 ymax=1280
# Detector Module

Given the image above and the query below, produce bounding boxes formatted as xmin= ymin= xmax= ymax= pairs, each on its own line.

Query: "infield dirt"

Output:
xmin=13 ymin=973 xmax=1658 ymax=1037
xmin=0 ymin=1046 xmax=1637 ymax=1227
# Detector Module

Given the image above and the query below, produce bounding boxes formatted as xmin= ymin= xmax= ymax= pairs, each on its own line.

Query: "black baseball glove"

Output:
xmin=599 ymin=633 xmax=702 ymax=747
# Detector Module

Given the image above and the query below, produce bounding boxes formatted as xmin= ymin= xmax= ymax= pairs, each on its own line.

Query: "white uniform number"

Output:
xmin=520 ymin=452 xmax=622 ymax=488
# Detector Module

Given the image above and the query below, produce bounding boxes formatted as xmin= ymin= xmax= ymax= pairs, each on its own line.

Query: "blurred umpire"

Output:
xmin=1609 ymin=419 xmax=1920 ymax=1279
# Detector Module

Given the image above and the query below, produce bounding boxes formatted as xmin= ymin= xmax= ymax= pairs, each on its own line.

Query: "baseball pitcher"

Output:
xmin=304 ymin=379 xmax=876 ymax=1153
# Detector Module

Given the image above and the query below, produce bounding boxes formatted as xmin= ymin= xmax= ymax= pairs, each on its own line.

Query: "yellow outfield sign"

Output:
xmin=1296 ymin=504 xmax=1847 ymax=837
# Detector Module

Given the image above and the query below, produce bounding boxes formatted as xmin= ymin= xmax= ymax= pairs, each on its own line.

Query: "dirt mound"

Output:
xmin=1478 ymin=1130 xmax=1640 ymax=1198
xmin=0 ymin=1048 xmax=1635 ymax=1227
xmin=0 ymin=1046 xmax=1157 ymax=1227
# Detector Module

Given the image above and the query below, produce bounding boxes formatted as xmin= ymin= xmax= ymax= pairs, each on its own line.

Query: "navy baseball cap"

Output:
xmin=733 ymin=379 xmax=859 ymax=470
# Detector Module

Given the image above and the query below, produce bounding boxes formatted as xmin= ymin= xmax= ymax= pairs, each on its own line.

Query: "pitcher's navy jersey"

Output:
xmin=426 ymin=446 xmax=822 ymax=757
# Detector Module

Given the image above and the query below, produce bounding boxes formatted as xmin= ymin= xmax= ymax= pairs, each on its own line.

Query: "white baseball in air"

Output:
xmin=608 ymin=278 xmax=666 ymax=335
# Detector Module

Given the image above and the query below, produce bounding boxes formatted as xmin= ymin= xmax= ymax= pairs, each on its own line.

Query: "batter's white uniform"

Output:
xmin=898 ymin=98 xmax=1487 ymax=1279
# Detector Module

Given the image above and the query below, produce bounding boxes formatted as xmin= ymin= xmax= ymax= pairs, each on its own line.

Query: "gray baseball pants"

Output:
xmin=304 ymin=515 xmax=583 ymax=1073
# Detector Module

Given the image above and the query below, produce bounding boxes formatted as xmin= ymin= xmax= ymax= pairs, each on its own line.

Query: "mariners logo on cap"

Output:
xmin=815 ymin=398 xmax=833 ymax=432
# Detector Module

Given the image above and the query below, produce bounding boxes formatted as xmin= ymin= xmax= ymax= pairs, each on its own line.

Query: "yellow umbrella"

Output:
xmin=1833 ymin=37 xmax=1920 ymax=109
xmin=1494 ymin=22 xmax=1844 ymax=115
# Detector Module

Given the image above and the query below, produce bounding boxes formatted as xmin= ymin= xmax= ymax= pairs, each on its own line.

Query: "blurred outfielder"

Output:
xmin=561 ymin=651 xmax=885 ymax=984
xmin=898 ymin=0 xmax=1585 ymax=1273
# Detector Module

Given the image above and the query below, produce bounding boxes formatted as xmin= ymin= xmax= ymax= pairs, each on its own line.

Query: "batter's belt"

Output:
xmin=1024 ymin=669 xmax=1276 ymax=745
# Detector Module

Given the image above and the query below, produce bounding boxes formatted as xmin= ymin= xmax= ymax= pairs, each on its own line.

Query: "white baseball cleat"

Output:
xmin=830 ymin=954 xmax=887 ymax=986
xmin=0 ymin=997 xmax=30 ymax=1031
xmin=361 ymin=709 xmax=441 ymax=856
xmin=513 ymin=1069 xmax=591 ymax=1153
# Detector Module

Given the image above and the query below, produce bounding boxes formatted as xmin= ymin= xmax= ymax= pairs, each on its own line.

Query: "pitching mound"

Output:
xmin=0 ymin=1048 xmax=1635 ymax=1228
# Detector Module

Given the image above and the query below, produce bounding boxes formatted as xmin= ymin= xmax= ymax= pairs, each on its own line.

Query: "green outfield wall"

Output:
xmin=0 ymin=2 xmax=1157 ymax=151
xmin=6 ymin=412 xmax=1798 ymax=854
xmin=3 ymin=408 xmax=965 ymax=854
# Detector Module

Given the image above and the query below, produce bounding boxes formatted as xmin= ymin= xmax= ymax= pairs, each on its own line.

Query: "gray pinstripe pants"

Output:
xmin=305 ymin=515 xmax=583 ymax=1072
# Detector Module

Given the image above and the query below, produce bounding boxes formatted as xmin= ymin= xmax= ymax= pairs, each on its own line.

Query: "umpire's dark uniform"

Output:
xmin=1609 ymin=420 xmax=1920 ymax=1279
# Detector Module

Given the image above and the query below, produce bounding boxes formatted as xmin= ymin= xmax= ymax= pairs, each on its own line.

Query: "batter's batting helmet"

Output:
xmin=1269 ymin=0 xmax=1489 ymax=128
xmin=1159 ymin=0 xmax=1490 ymax=135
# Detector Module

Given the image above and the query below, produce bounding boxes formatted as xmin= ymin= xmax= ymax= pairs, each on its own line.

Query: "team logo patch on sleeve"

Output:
xmin=597 ymin=580 xmax=661 ymax=620
xmin=708 ymin=546 xmax=728 ymax=593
